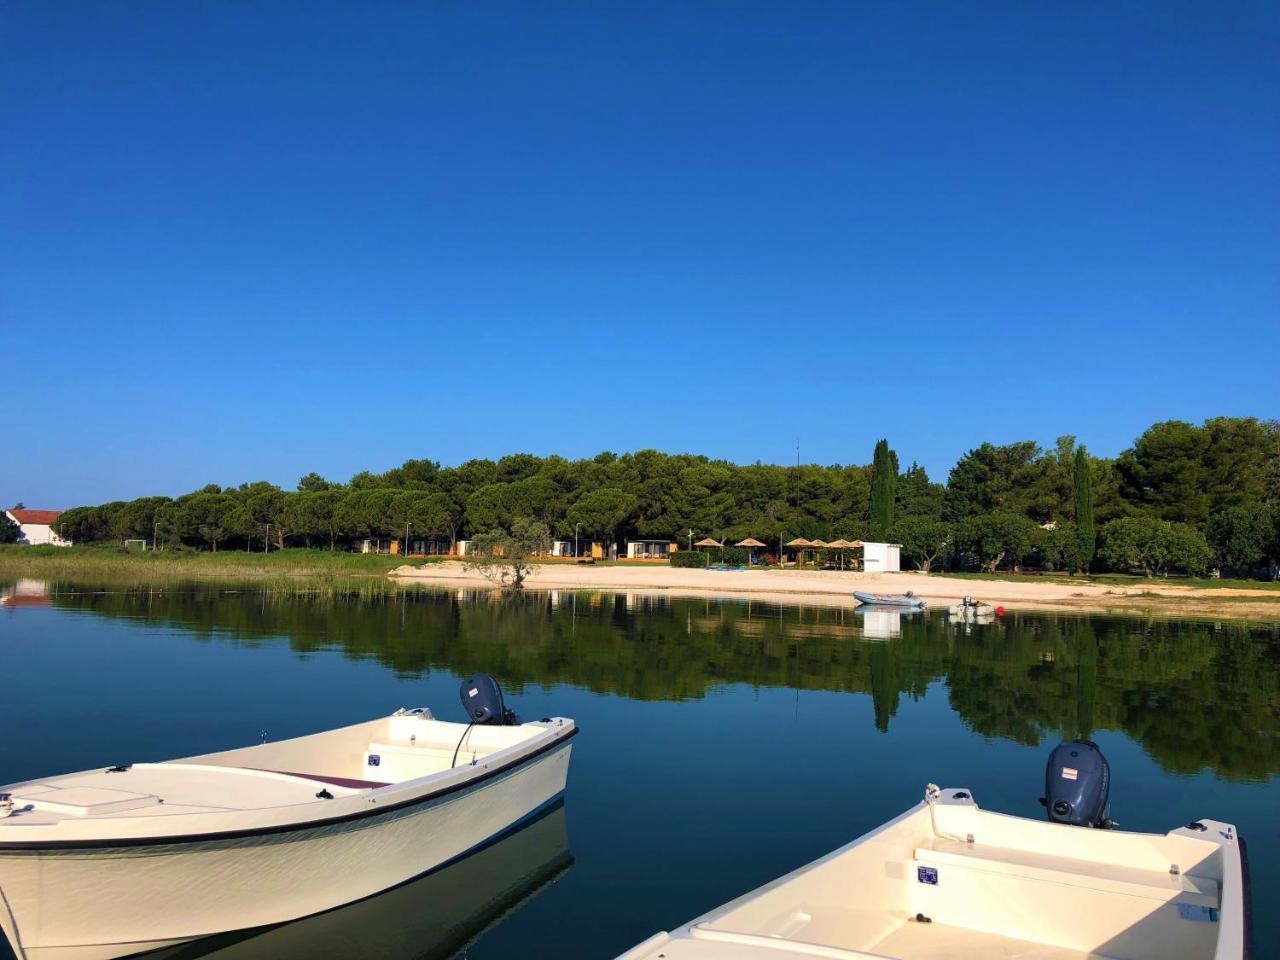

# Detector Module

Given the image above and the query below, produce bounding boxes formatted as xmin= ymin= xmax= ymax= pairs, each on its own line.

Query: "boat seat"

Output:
xmin=914 ymin=838 xmax=1218 ymax=906
xmin=363 ymin=740 xmax=486 ymax=782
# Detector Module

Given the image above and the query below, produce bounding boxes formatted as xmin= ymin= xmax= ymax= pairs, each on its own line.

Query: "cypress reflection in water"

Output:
xmin=42 ymin=582 xmax=1280 ymax=783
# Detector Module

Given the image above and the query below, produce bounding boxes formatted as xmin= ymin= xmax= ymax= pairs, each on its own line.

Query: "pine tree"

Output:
xmin=1073 ymin=446 xmax=1096 ymax=572
xmin=870 ymin=439 xmax=898 ymax=537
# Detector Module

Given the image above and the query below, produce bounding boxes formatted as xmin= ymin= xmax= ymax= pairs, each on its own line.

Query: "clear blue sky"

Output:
xmin=3 ymin=2 xmax=1277 ymax=508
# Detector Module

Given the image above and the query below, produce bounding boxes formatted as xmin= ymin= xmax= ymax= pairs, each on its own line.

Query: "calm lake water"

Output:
xmin=1 ymin=579 xmax=1277 ymax=959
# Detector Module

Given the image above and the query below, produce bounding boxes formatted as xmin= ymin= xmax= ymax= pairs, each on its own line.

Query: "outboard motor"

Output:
xmin=1043 ymin=740 xmax=1113 ymax=828
xmin=459 ymin=673 xmax=519 ymax=725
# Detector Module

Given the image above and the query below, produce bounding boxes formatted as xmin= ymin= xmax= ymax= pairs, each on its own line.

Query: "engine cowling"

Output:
xmin=1044 ymin=740 xmax=1111 ymax=828
xmin=459 ymin=673 xmax=520 ymax=725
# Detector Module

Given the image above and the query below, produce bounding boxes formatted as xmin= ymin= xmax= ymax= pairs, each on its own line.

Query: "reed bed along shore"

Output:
xmin=0 ymin=545 xmax=438 ymax=587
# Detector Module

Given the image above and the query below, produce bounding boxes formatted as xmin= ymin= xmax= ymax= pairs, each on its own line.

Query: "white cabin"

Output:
xmin=862 ymin=541 xmax=901 ymax=572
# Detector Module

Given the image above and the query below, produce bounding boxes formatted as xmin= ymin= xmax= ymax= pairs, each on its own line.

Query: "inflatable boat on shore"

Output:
xmin=853 ymin=592 xmax=926 ymax=610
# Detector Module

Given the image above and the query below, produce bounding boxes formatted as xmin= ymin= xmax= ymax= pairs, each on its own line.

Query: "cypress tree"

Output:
xmin=1073 ymin=446 xmax=1096 ymax=571
xmin=870 ymin=439 xmax=898 ymax=536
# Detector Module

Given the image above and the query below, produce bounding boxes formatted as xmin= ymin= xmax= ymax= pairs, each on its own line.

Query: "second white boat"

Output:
xmin=618 ymin=741 xmax=1249 ymax=960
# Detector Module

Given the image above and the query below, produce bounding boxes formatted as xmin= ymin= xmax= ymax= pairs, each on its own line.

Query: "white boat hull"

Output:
xmin=0 ymin=727 xmax=572 ymax=960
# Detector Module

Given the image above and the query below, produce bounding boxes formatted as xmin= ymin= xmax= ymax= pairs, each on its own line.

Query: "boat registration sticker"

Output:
xmin=468 ymin=687 xmax=479 ymax=698
xmin=917 ymin=866 xmax=938 ymax=885
xmin=368 ymin=754 xmax=381 ymax=767
xmin=1177 ymin=904 xmax=1218 ymax=923
xmin=1061 ymin=766 xmax=1078 ymax=780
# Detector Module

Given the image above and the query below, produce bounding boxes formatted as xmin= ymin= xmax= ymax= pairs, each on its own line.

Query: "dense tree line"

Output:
xmin=48 ymin=417 xmax=1280 ymax=578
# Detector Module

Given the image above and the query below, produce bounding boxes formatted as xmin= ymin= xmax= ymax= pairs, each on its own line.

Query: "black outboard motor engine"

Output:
xmin=1043 ymin=739 xmax=1113 ymax=828
xmin=459 ymin=673 xmax=519 ymax=725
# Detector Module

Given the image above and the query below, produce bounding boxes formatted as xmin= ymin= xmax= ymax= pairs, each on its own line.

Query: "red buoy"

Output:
xmin=996 ymin=605 xmax=1005 ymax=617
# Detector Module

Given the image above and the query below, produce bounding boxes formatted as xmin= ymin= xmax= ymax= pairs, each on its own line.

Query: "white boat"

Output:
xmin=618 ymin=744 xmax=1250 ymax=960
xmin=0 ymin=677 xmax=576 ymax=960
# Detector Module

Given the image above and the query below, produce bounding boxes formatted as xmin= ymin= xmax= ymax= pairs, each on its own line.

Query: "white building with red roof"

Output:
xmin=5 ymin=508 xmax=72 ymax=546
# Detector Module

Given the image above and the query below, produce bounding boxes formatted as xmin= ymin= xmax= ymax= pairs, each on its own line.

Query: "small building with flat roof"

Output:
xmin=625 ymin=539 xmax=677 ymax=560
xmin=551 ymin=539 xmax=605 ymax=560
xmin=861 ymin=541 xmax=901 ymax=573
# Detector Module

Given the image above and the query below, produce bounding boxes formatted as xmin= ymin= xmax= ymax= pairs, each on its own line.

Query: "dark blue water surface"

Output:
xmin=1 ymin=581 xmax=1277 ymax=959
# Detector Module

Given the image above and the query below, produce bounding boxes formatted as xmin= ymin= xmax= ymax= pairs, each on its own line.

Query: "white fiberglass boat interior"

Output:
xmin=620 ymin=789 xmax=1247 ymax=960
xmin=1 ymin=710 xmax=558 ymax=835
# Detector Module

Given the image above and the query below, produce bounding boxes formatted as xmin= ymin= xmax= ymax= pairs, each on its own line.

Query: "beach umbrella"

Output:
xmin=827 ymin=538 xmax=854 ymax=570
xmin=784 ymin=536 xmax=809 ymax=567
xmin=694 ymin=537 xmax=724 ymax=549
xmin=735 ymin=537 xmax=766 ymax=566
xmin=785 ymin=537 xmax=816 ymax=566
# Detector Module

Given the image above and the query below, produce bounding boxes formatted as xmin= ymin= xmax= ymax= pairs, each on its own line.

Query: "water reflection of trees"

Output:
xmin=46 ymin=583 xmax=1280 ymax=781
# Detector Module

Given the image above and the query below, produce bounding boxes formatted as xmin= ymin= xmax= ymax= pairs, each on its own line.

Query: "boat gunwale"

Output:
xmin=0 ymin=724 xmax=577 ymax=852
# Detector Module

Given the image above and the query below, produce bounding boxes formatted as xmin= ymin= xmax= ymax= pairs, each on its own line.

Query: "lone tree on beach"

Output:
xmin=1074 ymin=446 xmax=1096 ymax=572
xmin=465 ymin=517 xmax=552 ymax=590
xmin=869 ymin=439 xmax=898 ymax=537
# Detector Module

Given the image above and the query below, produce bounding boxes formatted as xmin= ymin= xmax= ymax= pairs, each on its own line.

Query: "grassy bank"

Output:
xmin=930 ymin=569 xmax=1280 ymax=591
xmin=0 ymin=545 xmax=440 ymax=584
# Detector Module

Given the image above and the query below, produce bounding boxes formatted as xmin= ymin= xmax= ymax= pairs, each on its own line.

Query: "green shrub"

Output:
xmin=670 ymin=550 xmax=709 ymax=568
xmin=712 ymin=547 xmax=749 ymax=565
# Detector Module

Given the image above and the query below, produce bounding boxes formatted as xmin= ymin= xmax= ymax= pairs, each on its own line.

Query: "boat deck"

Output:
xmin=4 ymin=762 xmax=373 ymax=824
xmin=871 ymin=922 xmax=1101 ymax=959
xmin=625 ymin=925 xmax=1101 ymax=960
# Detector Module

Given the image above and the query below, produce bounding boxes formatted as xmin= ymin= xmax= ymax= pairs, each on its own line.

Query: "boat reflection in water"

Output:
xmin=853 ymin=606 xmax=921 ymax=640
xmin=154 ymin=803 xmax=571 ymax=960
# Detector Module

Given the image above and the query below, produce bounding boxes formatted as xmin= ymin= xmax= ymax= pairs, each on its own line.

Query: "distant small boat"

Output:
xmin=0 ymin=674 xmax=576 ymax=960
xmin=617 ymin=740 xmax=1251 ymax=960
xmin=854 ymin=591 xmax=926 ymax=609
xmin=948 ymin=596 xmax=998 ymax=619
xmin=948 ymin=603 xmax=996 ymax=618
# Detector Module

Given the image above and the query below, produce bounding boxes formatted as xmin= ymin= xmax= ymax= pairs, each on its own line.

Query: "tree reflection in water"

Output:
xmin=43 ymin=582 xmax=1280 ymax=783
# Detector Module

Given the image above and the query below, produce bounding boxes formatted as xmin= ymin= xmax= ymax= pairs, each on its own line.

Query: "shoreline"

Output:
xmin=389 ymin=561 xmax=1280 ymax=621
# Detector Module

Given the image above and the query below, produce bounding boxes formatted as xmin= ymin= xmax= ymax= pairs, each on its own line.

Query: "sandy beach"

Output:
xmin=389 ymin=561 xmax=1280 ymax=620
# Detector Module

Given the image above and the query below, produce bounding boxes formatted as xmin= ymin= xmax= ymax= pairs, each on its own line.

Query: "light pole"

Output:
xmin=405 ymin=521 xmax=411 ymax=557
xmin=688 ymin=528 xmax=693 ymax=552
xmin=574 ymin=523 xmax=580 ymax=559
xmin=264 ymin=522 xmax=270 ymax=554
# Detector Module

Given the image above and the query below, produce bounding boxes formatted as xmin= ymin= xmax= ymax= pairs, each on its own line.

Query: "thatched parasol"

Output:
xmin=735 ymin=537 xmax=766 ymax=566
xmin=784 ymin=536 xmax=816 ymax=568
xmin=827 ymin=538 xmax=855 ymax=570
xmin=694 ymin=537 xmax=724 ymax=549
